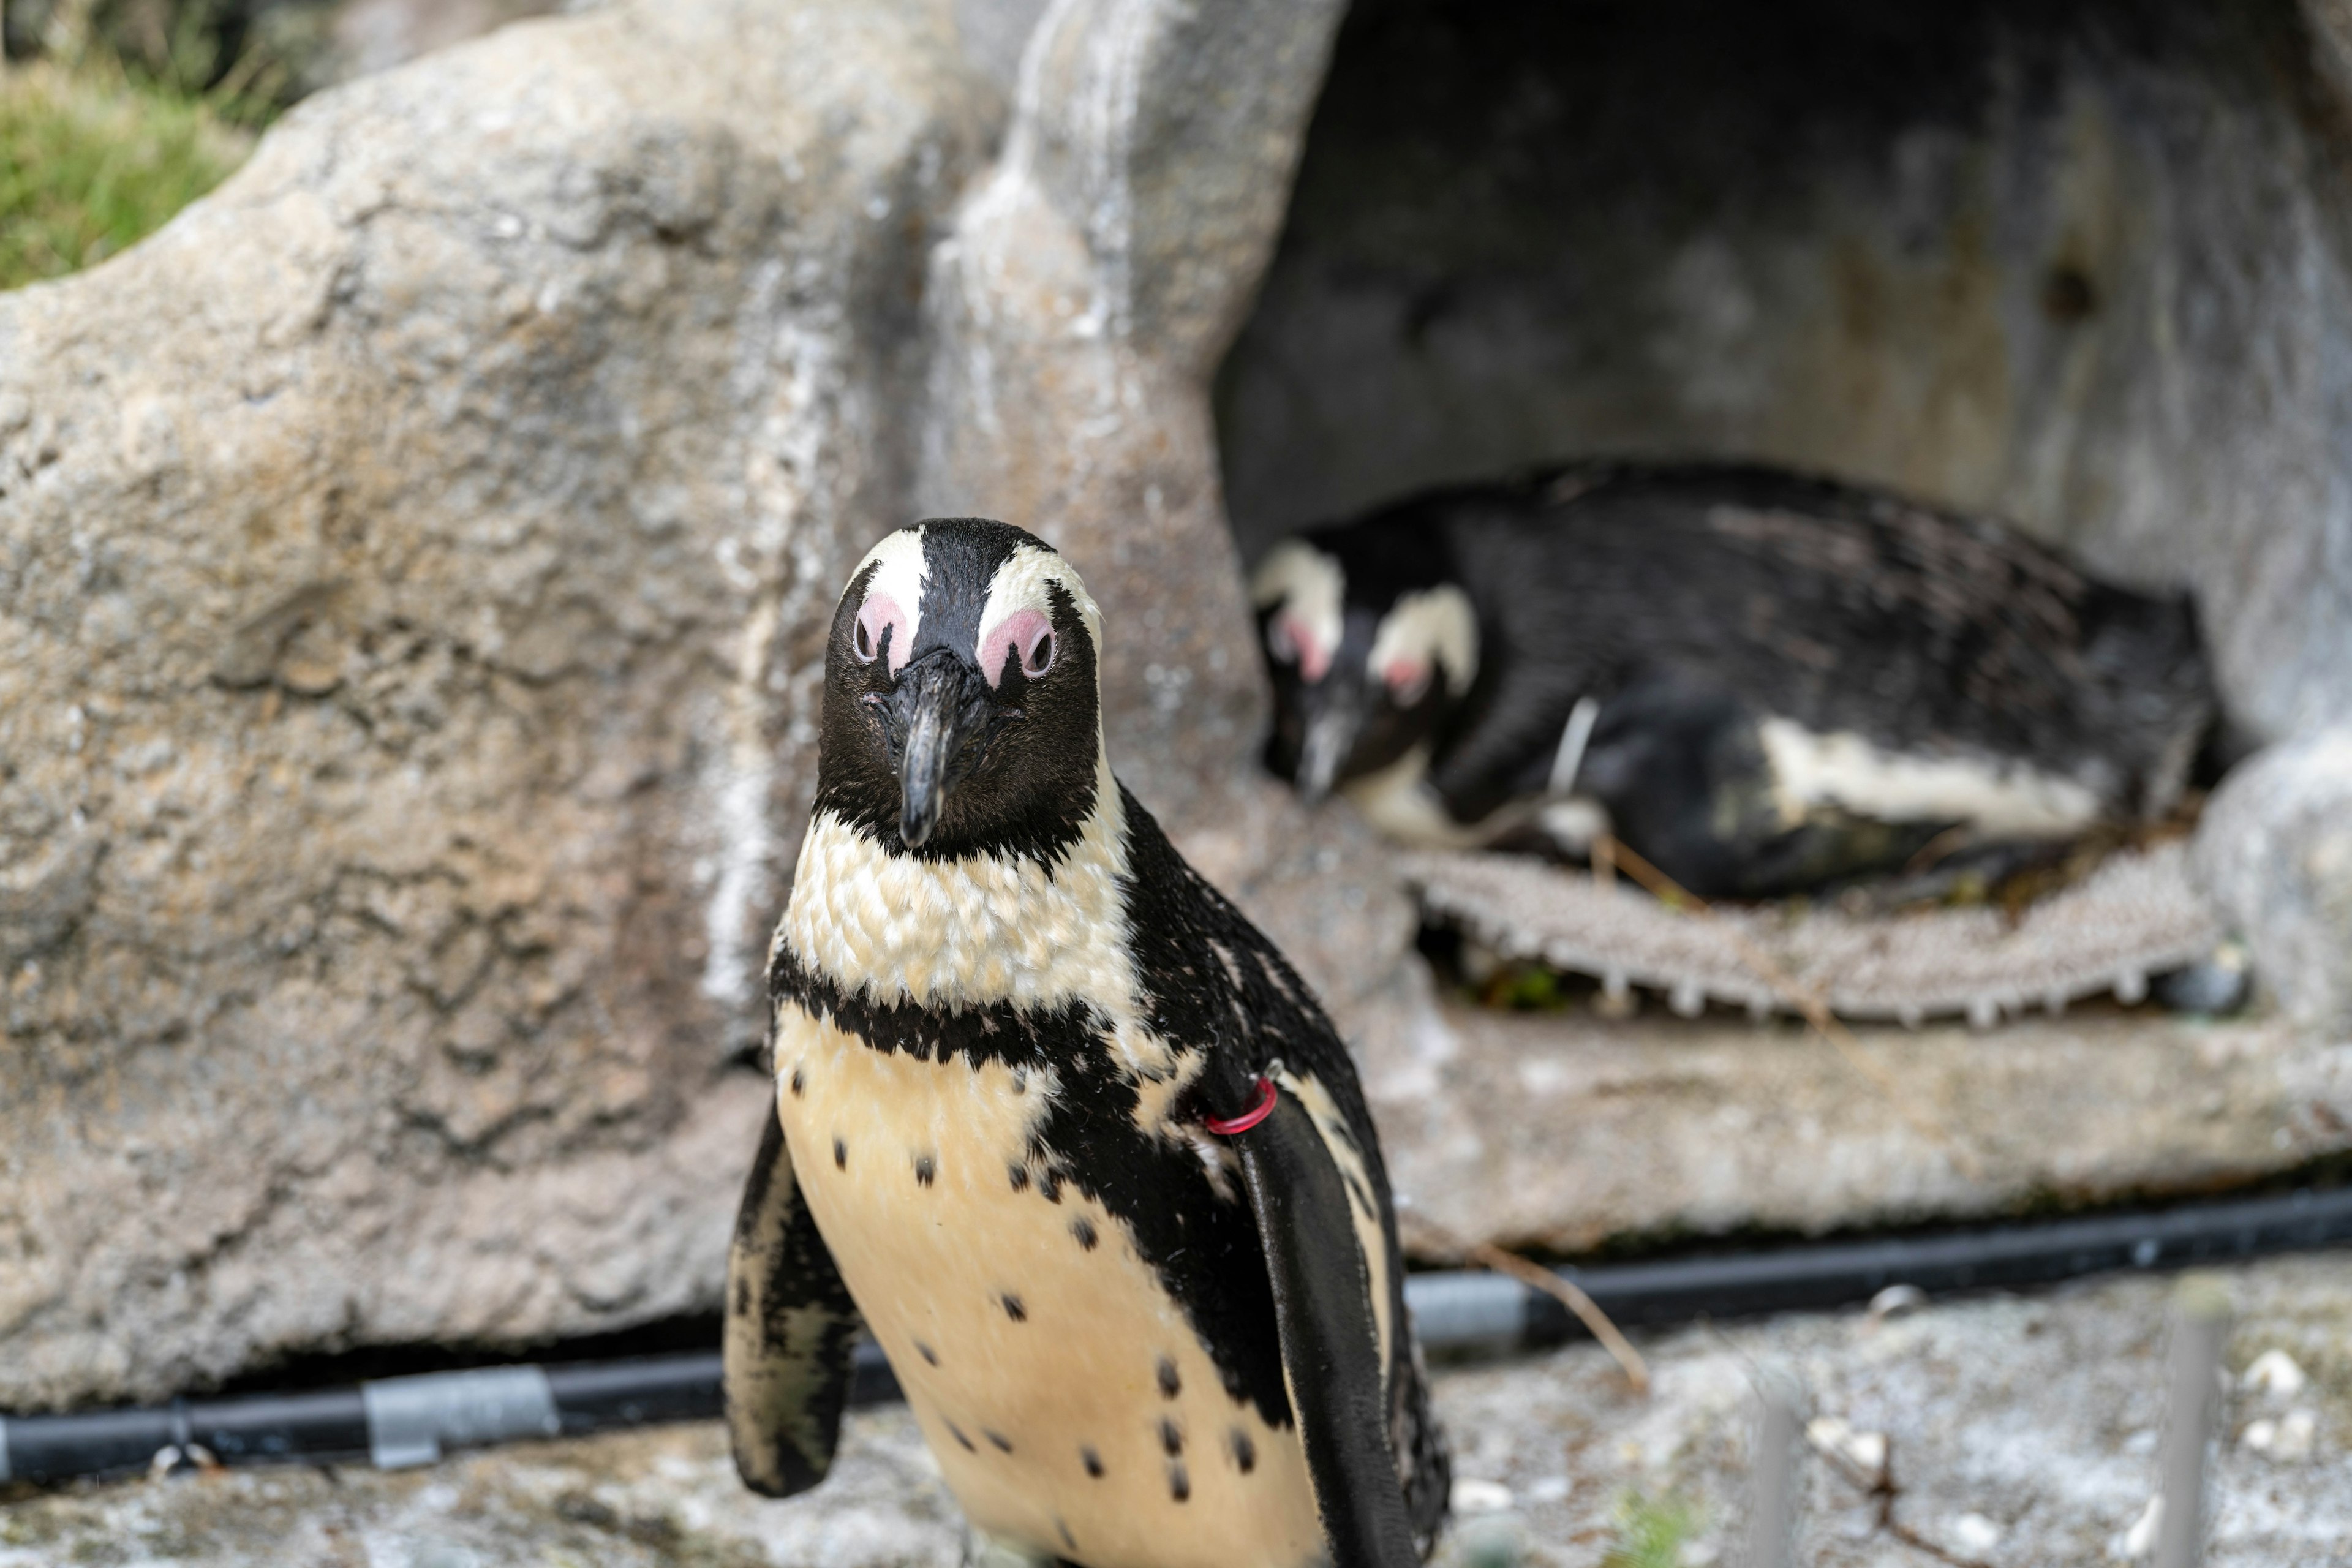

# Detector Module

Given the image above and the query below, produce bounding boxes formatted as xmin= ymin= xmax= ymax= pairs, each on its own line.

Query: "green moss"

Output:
xmin=0 ymin=58 xmax=252 ymax=290
xmin=1600 ymin=1489 xmax=1703 ymax=1568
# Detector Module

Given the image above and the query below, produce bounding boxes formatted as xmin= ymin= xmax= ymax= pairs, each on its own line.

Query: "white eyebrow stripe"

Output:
xmin=978 ymin=541 xmax=1102 ymax=662
xmin=1366 ymin=583 xmax=1478 ymax=695
xmin=1249 ymin=541 xmax=1344 ymax=666
xmin=853 ymin=526 xmax=930 ymax=650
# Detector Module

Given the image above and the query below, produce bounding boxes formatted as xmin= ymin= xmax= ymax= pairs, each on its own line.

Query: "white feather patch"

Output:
xmin=782 ymin=756 xmax=1182 ymax=1084
xmin=1249 ymin=541 xmax=1344 ymax=670
xmin=853 ymin=526 xmax=930 ymax=661
xmin=1366 ymin=584 xmax=1479 ymax=696
xmin=1757 ymin=717 xmax=2102 ymax=837
xmin=979 ymin=541 xmax=1105 ymax=665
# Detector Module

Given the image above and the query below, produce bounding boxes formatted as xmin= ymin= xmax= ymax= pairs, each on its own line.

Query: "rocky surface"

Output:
xmin=1368 ymin=998 xmax=2349 ymax=1256
xmin=8 ymin=1252 xmax=2350 ymax=1565
xmin=2197 ymin=728 xmax=2352 ymax=1033
xmin=0 ymin=0 xmax=1005 ymax=1409
xmin=328 ymin=0 xmax=567 ymax=82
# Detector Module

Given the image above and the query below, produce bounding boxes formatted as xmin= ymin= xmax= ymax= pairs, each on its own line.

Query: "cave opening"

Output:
xmin=1216 ymin=0 xmax=2352 ymax=758
xmin=1213 ymin=0 xmax=2352 ymax=1021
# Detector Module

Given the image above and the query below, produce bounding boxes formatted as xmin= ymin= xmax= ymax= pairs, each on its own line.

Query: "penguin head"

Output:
xmin=1251 ymin=533 xmax=1478 ymax=804
xmin=815 ymin=519 xmax=1104 ymax=861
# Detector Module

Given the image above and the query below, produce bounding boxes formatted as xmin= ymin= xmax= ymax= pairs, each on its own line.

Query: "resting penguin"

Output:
xmin=723 ymin=519 xmax=1449 ymax=1568
xmin=1253 ymin=461 xmax=2214 ymax=899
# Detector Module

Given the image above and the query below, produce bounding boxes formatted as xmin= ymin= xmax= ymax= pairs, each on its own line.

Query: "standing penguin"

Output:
xmin=1253 ymin=462 xmax=2214 ymax=898
xmin=723 ymin=519 xmax=1448 ymax=1568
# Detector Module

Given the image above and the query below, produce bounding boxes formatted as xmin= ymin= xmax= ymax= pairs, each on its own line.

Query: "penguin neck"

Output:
xmin=778 ymin=748 xmax=1148 ymax=1027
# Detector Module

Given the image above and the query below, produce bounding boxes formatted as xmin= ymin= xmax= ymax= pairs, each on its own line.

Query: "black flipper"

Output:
xmin=723 ymin=1093 xmax=862 ymax=1497
xmin=1232 ymin=1090 xmax=1419 ymax=1568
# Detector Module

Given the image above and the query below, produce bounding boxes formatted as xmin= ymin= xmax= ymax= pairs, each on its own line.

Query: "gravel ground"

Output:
xmin=6 ymin=1253 xmax=2347 ymax=1566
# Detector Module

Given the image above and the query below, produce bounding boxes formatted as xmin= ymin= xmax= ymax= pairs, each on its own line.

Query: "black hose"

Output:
xmin=5 ymin=1183 xmax=2346 ymax=1487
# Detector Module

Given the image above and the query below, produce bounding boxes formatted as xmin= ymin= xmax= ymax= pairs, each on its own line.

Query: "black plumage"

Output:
xmin=1256 ymin=460 xmax=2214 ymax=897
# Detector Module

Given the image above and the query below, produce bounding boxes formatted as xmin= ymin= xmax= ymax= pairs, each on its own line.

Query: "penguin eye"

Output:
xmin=1270 ymin=611 xmax=1330 ymax=682
xmin=979 ymin=608 xmax=1056 ymax=689
xmin=1382 ymin=658 xmax=1432 ymax=707
xmin=853 ymin=594 xmax=909 ymax=672
xmin=1022 ymin=624 xmax=1057 ymax=679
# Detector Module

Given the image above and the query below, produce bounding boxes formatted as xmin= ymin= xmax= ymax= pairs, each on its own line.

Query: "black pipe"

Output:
xmin=1526 ymin=1183 xmax=2352 ymax=1341
xmin=5 ymin=1183 xmax=2347 ymax=1487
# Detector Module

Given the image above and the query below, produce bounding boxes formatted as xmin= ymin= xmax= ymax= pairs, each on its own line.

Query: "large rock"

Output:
xmin=0 ymin=0 xmax=1006 ymax=1408
xmin=1369 ymin=1002 xmax=2335 ymax=1256
xmin=2196 ymin=728 xmax=2352 ymax=1031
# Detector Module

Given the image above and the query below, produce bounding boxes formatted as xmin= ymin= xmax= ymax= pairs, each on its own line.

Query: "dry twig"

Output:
xmin=1398 ymin=1208 xmax=1651 ymax=1395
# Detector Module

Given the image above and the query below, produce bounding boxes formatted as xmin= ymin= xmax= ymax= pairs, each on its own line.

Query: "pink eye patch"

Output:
xmin=1381 ymin=657 xmax=1431 ymax=706
xmin=1268 ymin=609 xmax=1332 ymax=682
xmin=853 ymin=592 xmax=913 ymax=674
xmin=979 ymin=608 xmax=1057 ymax=687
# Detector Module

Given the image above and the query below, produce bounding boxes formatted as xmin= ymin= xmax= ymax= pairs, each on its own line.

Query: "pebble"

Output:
xmin=2243 ymin=1409 xmax=2318 ymax=1463
xmin=1451 ymin=1477 xmax=1516 ymax=1513
xmin=2154 ymin=943 xmax=2251 ymax=1015
xmin=2112 ymin=1495 xmax=2162 ymax=1561
xmin=1805 ymin=1415 xmax=1888 ymax=1479
xmin=2240 ymin=1348 xmax=2309 ymax=1398
xmin=1866 ymin=1283 xmax=1929 ymax=1322
xmin=1949 ymin=1512 xmax=2003 ymax=1553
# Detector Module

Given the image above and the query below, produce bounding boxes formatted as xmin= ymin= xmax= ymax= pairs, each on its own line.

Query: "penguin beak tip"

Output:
xmin=894 ymin=654 xmax=977 ymax=851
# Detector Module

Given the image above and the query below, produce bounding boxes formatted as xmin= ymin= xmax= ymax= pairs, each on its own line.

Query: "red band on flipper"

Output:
xmin=1204 ymin=1076 xmax=1277 ymax=1136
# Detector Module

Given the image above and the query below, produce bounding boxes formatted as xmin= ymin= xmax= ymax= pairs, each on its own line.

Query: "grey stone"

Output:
xmin=2195 ymin=728 xmax=2352 ymax=1031
xmin=2155 ymin=946 xmax=2255 ymax=1017
xmin=1364 ymin=1000 xmax=2348 ymax=1257
xmin=0 ymin=0 xmax=1004 ymax=1409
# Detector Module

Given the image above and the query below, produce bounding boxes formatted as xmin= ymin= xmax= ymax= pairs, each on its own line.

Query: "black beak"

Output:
xmin=1294 ymin=704 xmax=1359 ymax=806
xmin=891 ymin=652 xmax=987 ymax=848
